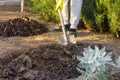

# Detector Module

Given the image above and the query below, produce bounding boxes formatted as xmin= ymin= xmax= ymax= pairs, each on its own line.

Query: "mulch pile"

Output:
xmin=0 ymin=17 xmax=48 ymax=37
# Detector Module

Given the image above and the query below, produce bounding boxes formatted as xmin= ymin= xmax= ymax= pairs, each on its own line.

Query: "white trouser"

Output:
xmin=62 ymin=0 xmax=83 ymax=29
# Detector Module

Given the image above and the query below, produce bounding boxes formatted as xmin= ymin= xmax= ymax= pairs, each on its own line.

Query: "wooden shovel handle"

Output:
xmin=21 ymin=0 xmax=24 ymax=18
xmin=56 ymin=0 xmax=68 ymax=43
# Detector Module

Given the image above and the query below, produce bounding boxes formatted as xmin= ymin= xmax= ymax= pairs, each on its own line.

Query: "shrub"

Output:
xmin=31 ymin=0 xmax=59 ymax=22
xmin=82 ymin=0 xmax=120 ymax=36
xmin=81 ymin=0 xmax=110 ymax=32
xmin=107 ymin=0 xmax=120 ymax=37
xmin=81 ymin=0 xmax=96 ymax=31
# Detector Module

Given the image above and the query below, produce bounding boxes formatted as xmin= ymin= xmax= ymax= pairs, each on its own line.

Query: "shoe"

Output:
xmin=53 ymin=26 xmax=62 ymax=32
xmin=67 ymin=29 xmax=77 ymax=37
xmin=53 ymin=24 xmax=70 ymax=32
xmin=65 ymin=24 xmax=70 ymax=31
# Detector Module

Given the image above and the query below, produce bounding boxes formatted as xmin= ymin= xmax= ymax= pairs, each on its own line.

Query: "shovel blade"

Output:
xmin=58 ymin=35 xmax=76 ymax=45
xmin=68 ymin=35 xmax=76 ymax=44
xmin=58 ymin=36 xmax=68 ymax=45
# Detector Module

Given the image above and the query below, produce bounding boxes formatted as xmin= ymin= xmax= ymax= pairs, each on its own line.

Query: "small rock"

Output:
xmin=72 ymin=55 xmax=76 ymax=60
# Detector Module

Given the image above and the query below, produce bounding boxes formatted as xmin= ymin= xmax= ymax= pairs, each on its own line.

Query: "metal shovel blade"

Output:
xmin=58 ymin=36 xmax=68 ymax=45
xmin=67 ymin=34 xmax=76 ymax=44
xmin=58 ymin=34 xmax=76 ymax=45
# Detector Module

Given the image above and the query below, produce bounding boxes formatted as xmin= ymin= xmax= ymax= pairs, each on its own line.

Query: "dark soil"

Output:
xmin=0 ymin=17 xmax=48 ymax=37
xmin=108 ymin=72 xmax=120 ymax=80
xmin=0 ymin=43 xmax=84 ymax=80
xmin=0 ymin=43 xmax=119 ymax=80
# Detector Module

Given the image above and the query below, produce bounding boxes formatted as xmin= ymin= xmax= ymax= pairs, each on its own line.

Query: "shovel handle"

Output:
xmin=21 ymin=0 xmax=24 ymax=18
xmin=56 ymin=0 xmax=68 ymax=43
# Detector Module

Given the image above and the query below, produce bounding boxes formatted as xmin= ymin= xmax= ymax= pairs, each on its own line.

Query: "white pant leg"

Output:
xmin=62 ymin=0 xmax=69 ymax=25
xmin=70 ymin=0 xmax=83 ymax=29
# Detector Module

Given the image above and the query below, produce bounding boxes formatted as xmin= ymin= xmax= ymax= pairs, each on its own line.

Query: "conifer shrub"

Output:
xmin=31 ymin=0 xmax=59 ymax=22
xmin=82 ymin=0 xmax=120 ymax=37
xmin=81 ymin=0 xmax=110 ymax=33
xmin=107 ymin=0 xmax=120 ymax=37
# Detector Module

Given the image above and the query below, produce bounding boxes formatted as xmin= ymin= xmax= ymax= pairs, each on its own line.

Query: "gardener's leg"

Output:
xmin=62 ymin=0 xmax=70 ymax=30
xmin=69 ymin=0 xmax=83 ymax=36
xmin=53 ymin=0 xmax=69 ymax=31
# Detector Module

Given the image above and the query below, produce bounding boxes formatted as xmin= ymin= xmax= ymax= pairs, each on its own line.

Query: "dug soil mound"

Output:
xmin=0 ymin=17 xmax=48 ymax=37
xmin=0 ymin=43 xmax=112 ymax=80
xmin=0 ymin=43 xmax=89 ymax=80
xmin=0 ymin=43 xmax=120 ymax=80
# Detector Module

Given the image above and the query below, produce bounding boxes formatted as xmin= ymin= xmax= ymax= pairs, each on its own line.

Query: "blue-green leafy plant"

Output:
xmin=77 ymin=46 xmax=120 ymax=80
xmin=116 ymin=56 xmax=120 ymax=70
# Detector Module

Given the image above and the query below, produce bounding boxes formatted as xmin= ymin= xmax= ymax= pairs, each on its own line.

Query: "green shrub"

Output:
xmin=31 ymin=0 xmax=59 ymax=22
xmin=107 ymin=0 xmax=120 ymax=37
xmin=81 ymin=0 xmax=110 ymax=33
xmin=95 ymin=0 xmax=110 ymax=33
xmin=81 ymin=0 xmax=96 ymax=31
xmin=82 ymin=0 xmax=120 ymax=36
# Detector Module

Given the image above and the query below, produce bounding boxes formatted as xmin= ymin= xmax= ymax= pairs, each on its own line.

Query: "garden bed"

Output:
xmin=0 ymin=43 xmax=120 ymax=80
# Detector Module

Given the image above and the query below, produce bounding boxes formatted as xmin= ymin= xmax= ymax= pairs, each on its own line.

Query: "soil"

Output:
xmin=0 ymin=17 xmax=48 ymax=37
xmin=0 ymin=43 xmax=119 ymax=80
xmin=0 ymin=6 xmax=120 ymax=80
xmin=0 ymin=43 xmax=85 ymax=80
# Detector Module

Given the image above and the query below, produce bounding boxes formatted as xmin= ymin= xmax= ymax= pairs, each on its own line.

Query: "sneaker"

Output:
xmin=67 ymin=30 xmax=77 ymax=37
xmin=53 ymin=24 xmax=70 ymax=32
xmin=65 ymin=24 xmax=70 ymax=31
xmin=53 ymin=26 xmax=62 ymax=32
